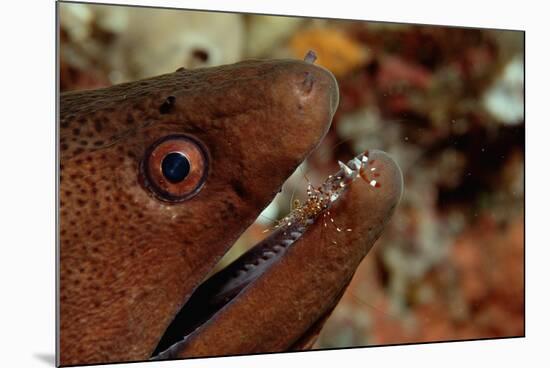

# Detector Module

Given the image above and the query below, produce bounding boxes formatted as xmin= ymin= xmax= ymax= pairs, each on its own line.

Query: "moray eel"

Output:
xmin=59 ymin=55 xmax=403 ymax=365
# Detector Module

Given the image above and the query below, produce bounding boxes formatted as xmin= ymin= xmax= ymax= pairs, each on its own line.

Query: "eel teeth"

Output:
xmin=339 ymin=160 xmax=359 ymax=180
xmin=272 ymin=245 xmax=285 ymax=252
xmin=361 ymin=154 xmax=369 ymax=163
xmin=263 ymin=251 xmax=276 ymax=258
xmin=349 ymin=157 xmax=363 ymax=171
xmin=281 ymin=239 xmax=294 ymax=247
xmin=290 ymin=231 xmax=302 ymax=240
xmin=236 ymin=269 xmax=246 ymax=277
xmin=338 ymin=161 xmax=355 ymax=177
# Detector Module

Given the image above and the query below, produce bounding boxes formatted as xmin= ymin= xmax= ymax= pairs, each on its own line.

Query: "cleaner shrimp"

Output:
xmin=267 ymin=150 xmax=381 ymax=244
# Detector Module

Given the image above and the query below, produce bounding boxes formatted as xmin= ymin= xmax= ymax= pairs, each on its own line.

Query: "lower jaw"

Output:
xmin=150 ymin=151 xmax=372 ymax=360
xmin=151 ymin=220 xmax=311 ymax=359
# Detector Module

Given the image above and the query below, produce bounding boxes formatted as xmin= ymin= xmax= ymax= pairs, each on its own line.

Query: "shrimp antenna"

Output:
xmin=349 ymin=292 xmax=400 ymax=321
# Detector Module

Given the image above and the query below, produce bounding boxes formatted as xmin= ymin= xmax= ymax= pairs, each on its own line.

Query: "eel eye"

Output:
xmin=161 ymin=152 xmax=191 ymax=183
xmin=142 ymin=135 xmax=209 ymax=202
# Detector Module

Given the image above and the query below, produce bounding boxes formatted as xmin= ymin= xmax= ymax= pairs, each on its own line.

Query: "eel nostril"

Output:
xmin=304 ymin=50 xmax=317 ymax=64
xmin=302 ymin=72 xmax=315 ymax=94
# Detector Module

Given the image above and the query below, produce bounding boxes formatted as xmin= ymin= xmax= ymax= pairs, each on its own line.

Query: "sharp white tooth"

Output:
xmin=273 ymin=245 xmax=285 ymax=252
xmin=361 ymin=155 xmax=369 ymax=163
xmin=244 ymin=264 xmax=255 ymax=270
xmin=349 ymin=157 xmax=362 ymax=170
xmin=347 ymin=169 xmax=359 ymax=179
xmin=290 ymin=232 xmax=302 ymax=239
xmin=338 ymin=161 xmax=355 ymax=178
xmin=235 ymin=269 xmax=246 ymax=277
xmin=263 ymin=251 xmax=276 ymax=258
xmin=281 ymin=239 xmax=293 ymax=246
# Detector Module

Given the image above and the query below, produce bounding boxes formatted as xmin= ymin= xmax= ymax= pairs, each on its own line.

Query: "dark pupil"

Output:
xmin=161 ymin=152 xmax=191 ymax=183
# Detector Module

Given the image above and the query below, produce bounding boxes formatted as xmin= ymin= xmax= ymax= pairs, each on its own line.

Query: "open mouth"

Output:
xmin=151 ymin=150 xmax=376 ymax=359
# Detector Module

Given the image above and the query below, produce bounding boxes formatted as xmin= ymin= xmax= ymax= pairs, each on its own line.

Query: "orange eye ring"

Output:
xmin=141 ymin=134 xmax=209 ymax=202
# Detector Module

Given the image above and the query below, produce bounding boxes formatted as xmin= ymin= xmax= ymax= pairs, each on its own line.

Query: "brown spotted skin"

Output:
xmin=59 ymin=59 xmax=338 ymax=365
xmin=171 ymin=150 xmax=403 ymax=358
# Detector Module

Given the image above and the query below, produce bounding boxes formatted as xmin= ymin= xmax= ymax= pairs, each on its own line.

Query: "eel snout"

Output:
xmin=254 ymin=57 xmax=339 ymax=166
xmin=153 ymin=149 xmax=403 ymax=359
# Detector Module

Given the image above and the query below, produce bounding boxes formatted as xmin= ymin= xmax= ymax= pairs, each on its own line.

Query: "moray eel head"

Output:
xmin=59 ymin=58 xmax=338 ymax=365
xmin=60 ymin=56 xmax=403 ymax=366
